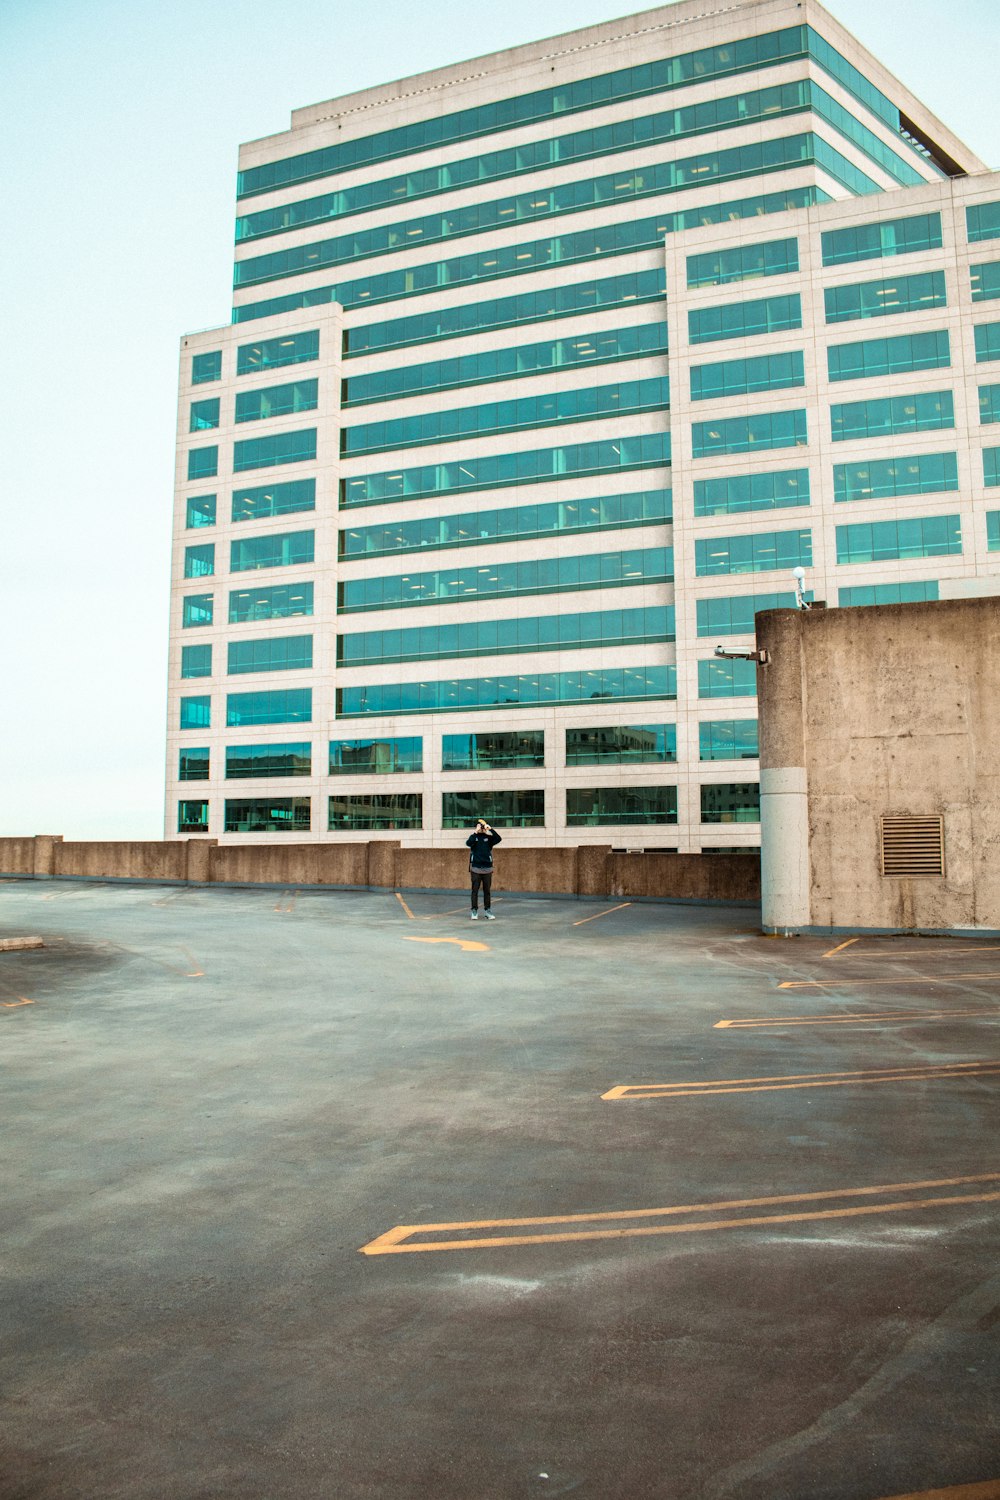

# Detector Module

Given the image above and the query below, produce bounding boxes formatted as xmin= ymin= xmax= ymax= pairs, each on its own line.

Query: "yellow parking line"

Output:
xmin=715 ymin=1006 xmax=1000 ymax=1029
xmin=573 ymin=902 xmax=632 ymax=927
xmin=403 ymin=936 xmax=488 ymax=953
xmin=395 ymin=892 xmax=416 ymax=920
xmin=874 ymin=1482 xmax=1000 ymax=1500
xmin=359 ymin=1171 xmax=1000 ymax=1256
xmin=602 ymin=1060 xmax=1000 ymax=1099
xmin=1 ymin=997 xmax=34 ymax=1010
xmin=780 ymin=972 xmax=1000 ymax=989
xmin=823 ymin=937 xmax=859 ymax=958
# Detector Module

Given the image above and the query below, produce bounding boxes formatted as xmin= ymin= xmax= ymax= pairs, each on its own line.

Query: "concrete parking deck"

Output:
xmin=2 ymin=879 xmax=998 ymax=1500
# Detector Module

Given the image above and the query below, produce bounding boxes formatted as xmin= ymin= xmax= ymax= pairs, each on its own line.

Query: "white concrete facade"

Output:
xmin=165 ymin=0 xmax=998 ymax=847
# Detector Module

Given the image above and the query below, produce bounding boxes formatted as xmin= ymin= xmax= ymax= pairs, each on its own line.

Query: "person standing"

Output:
xmin=466 ymin=819 xmax=501 ymax=920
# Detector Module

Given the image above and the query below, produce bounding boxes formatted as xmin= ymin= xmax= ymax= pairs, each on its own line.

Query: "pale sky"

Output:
xmin=2 ymin=0 xmax=998 ymax=840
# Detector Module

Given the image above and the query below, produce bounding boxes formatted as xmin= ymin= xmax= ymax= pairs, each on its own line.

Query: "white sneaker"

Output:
xmin=484 ymin=911 xmax=496 ymax=921
xmin=470 ymin=910 xmax=478 ymax=920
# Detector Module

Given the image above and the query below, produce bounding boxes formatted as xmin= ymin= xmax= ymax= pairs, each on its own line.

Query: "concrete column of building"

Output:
xmin=32 ymin=835 xmax=63 ymax=880
xmin=184 ymin=839 xmax=217 ymax=885
xmin=755 ymin=612 xmax=810 ymax=932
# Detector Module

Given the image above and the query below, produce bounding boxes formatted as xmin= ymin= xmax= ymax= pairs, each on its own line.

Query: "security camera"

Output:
xmin=792 ymin=565 xmax=810 ymax=610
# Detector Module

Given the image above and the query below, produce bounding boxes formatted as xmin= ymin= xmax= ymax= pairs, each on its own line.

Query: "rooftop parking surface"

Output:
xmin=2 ymin=878 xmax=998 ymax=1500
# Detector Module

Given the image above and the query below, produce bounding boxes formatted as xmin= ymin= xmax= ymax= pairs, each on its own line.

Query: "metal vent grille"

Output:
xmin=879 ymin=815 xmax=944 ymax=876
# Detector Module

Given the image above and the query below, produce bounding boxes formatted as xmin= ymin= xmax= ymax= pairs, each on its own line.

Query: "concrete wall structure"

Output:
xmin=756 ymin=598 xmax=1000 ymax=932
xmin=0 ymin=835 xmax=759 ymax=904
xmin=166 ymin=0 xmax=1000 ymax=856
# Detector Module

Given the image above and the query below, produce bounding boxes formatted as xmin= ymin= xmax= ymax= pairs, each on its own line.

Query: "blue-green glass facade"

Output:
xmin=693 ymin=470 xmax=808 ymax=517
xmin=988 ymin=513 xmax=1000 ymax=550
xmin=698 ymin=660 xmax=757 ymax=698
xmin=985 ymin=449 xmax=1000 ymax=487
xmin=566 ymin=786 xmax=677 ymax=826
xmin=695 ymin=530 xmax=811 ymax=576
xmin=336 ymin=667 xmax=675 ymax=718
xmin=338 ymin=489 xmax=671 ymax=561
xmin=227 ymin=635 xmax=314 ymax=674
xmin=225 ymin=798 xmax=311 ymax=833
xmin=192 ymin=351 xmax=222 ymax=384
xmin=830 ymin=391 xmax=954 ymax=442
xmin=820 ymin=212 xmax=942 ymax=266
xmin=695 ymin=592 xmax=797 ymax=636
xmin=701 ymin=783 xmax=760 ymax=822
xmin=690 ymin=351 xmax=804 ymax=401
xmin=565 ymin=725 xmax=676 ymax=765
xmin=341 ymin=376 xmax=670 ymax=457
xmin=337 ymin=605 xmax=674 ymax=666
xmin=226 ymin=743 xmax=313 ymax=778
xmin=228 ymin=582 xmax=314 ymax=622
xmin=235 ymin=379 xmax=318 ymax=424
xmin=838 ymin=581 xmax=939 ymax=606
xmin=974 ymin=323 xmax=1000 ymax=363
xmin=236 ymin=330 xmax=319 ymax=375
xmin=824 ymin=270 xmax=946 ymax=323
xmin=179 ymin=749 xmax=210 ymax=782
xmin=181 ymin=644 xmax=212 ymax=679
xmin=688 ymin=293 xmax=801 ymax=344
xmin=342 ymin=323 xmax=668 ymax=406
xmin=835 ymin=515 xmax=962 ymax=563
xmin=226 ymin=688 xmax=312 ymax=726
xmin=699 ymin=720 xmax=759 ymax=760
xmin=967 ymin=202 xmax=1000 ymax=243
xmin=692 ymin=409 xmax=807 ymax=458
xmin=330 ymin=794 xmax=423 ymax=830
xmin=232 ymin=478 xmax=316 ymax=522
xmin=230 ymin=531 xmax=315 ymax=572
xmin=329 ymin=738 xmax=423 ymax=774
xmin=971 ymin=263 xmax=1000 ymax=303
xmin=233 ymin=429 xmax=317 ymax=472
xmin=337 ymin=547 xmax=672 ymax=613
xmin=833 ymin=452 xmax=958 ymax=502
xmin=186 ymin=494 xmax=217 ymax=528
xmin=827 ymin=330 xmax=950 ymax=382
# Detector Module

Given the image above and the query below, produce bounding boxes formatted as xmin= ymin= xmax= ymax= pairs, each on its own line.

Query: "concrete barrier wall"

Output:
xmin=0 ymin=835 xmax=760 ymax=905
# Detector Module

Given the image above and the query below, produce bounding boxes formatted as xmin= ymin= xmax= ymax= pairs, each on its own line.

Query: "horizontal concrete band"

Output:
xmin=764 ymin=924 xmax=1000 ymax=938
xmin=0 ymin=836 xmax=760 ymax=905
xmin=759 ymin=767 xmax=807 ymax=796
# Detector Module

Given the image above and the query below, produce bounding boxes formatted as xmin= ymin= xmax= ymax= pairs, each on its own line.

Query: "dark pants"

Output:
xmin=470 ymin=871 xmax=493 ymax=910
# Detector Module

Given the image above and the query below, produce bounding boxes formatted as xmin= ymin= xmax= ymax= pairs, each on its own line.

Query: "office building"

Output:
xmin=168 ymin=0 xmax=1000 ymax=847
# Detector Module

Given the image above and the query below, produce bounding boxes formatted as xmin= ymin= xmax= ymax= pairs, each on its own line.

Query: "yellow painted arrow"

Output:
xmin=403 ymin=936 xmax=489 ymax=953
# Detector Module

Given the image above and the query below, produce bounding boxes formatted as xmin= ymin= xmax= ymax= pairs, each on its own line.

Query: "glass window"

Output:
xmin=336 ymin=665 xmax=676 ymax=718
xmin=691 ymin=409 xmax=807 ymax=458
xmin=337 ymin=605 xmax=673 ymax=665
xmin=827 ymin=330 xmax=950 ymax=382
xmin=839 ymin=581 xmax=939 ymax=606
xmin=699 ymin=721 xmax=759 ymax=760
xmin=987 ymin=513 xmax=1000 ymax=551
xmin=835 ymin=515 xmax=962 ymax=564
xmin=192 ymin=351 xmax=222 ymax=385
xmin=235 ymin=186 xmax=827 ymax=326
xmin=344 ymin=323 xmax=668 ymax=406
xmin=233 ymin=429 xmax=316 ymax=473
xmin=186 ymin=494 xmax=217 ymax=528
xmin=566 ymin=786 xmax=677 ymax=825
xmin=230 ymin=530 xmax=314 ymax=572
xmin=224 ymin=798 xmax=311 ymax=833
xmin=971 ymin=263 xmax=1000 ymax=303
xmin=824 ymin=270 xmax=947 ymax=323
xmin=442 ymin=731 xmax=544 ymax=771
xmin=228 ymin=635 xmax=313 ymax=674
xmin=237 ymin=28 xmax=893 ymax=201
xmin=190 ymin=398 xmax=220 ymax=432
xmin=338 ymin=547 xmax=672 ymax=613
xmin=231 ymin=478 xmax=316 ymax=522
xmin=700 ymin=783 xmax=760 ymax=822
xmin=187 ymin=446 xmax=218 ymax=480
xmin=974 ymin=323 xmax=1000 ymax=363
xmin=697 ymin=660 xmax=758 ymax=697
xmin=342 ymin=377 xmax=670 ymax=458
xmin=977 ymin=384 xmax=1000 ymax=426
xmin=337 ymin=435 xmax=658 ymax=508
xmin=986 ymin=449 xmax=1000 ymax=487
xmin=967 ymin=202 xmax=1000 ymax=243
xmin=686 ymin=238 xmax=798 ymax=288
xmin=338 ymin=488 xmax=671 ymax=561
xmin=329 ymin=794 xmax=422 ymax=830
xmin=226 ymin=689 xmax=312 ymax=726
xmin=695 ymin=592 xmax=798 ymax=637
xmin=178 ymin=800 xmax=209 ymax=833
xmin=183 ymin=543 xmax=215 ymax=579
xmin=329 ymin=737 xmax=423 ymax=774
xmin=821 ymin=213 xmax=943 ymax=267
xmin=693 ymin=470 xmax=809 ymax=517
xmin=180 ymin=696 xmax=211 ymax=729
xmin=182 ymin=593 xmax=214 ymax=627
xmin=344 ymin=270 xmax=665 ymax=358
xmin=178 ymin=748 xmax=209 ymax=782
xmin=225 ymin=743 xmax=312 ymax=778
xmin=830 ymin=391 xmax=954 ymax=442
xmin=688 ymin=293 xmax=801 ymax=344
xmin=228 ymin=581 xmax=314 ymax=622
xmin=236 ymin=134 xmax=838 ymax=294
xmin=441 ymin=791 xmax=545 ymax=829
xmin=236 ymin=330 xmax=319 ymax=375
xmin=565 ymin=725 xmax=675 ymax=765
xmin=235 ymin=380 xmax=319 ymax=424
xmin=180 ymin=644 xmax=212 ymax=679
xmin=695 ymin=529 xmax=811 ymax=576
xmin=690 ymin=352 xmax=804 ymax=401
xmin=833 ymin=452 xmax=958 ymax=502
